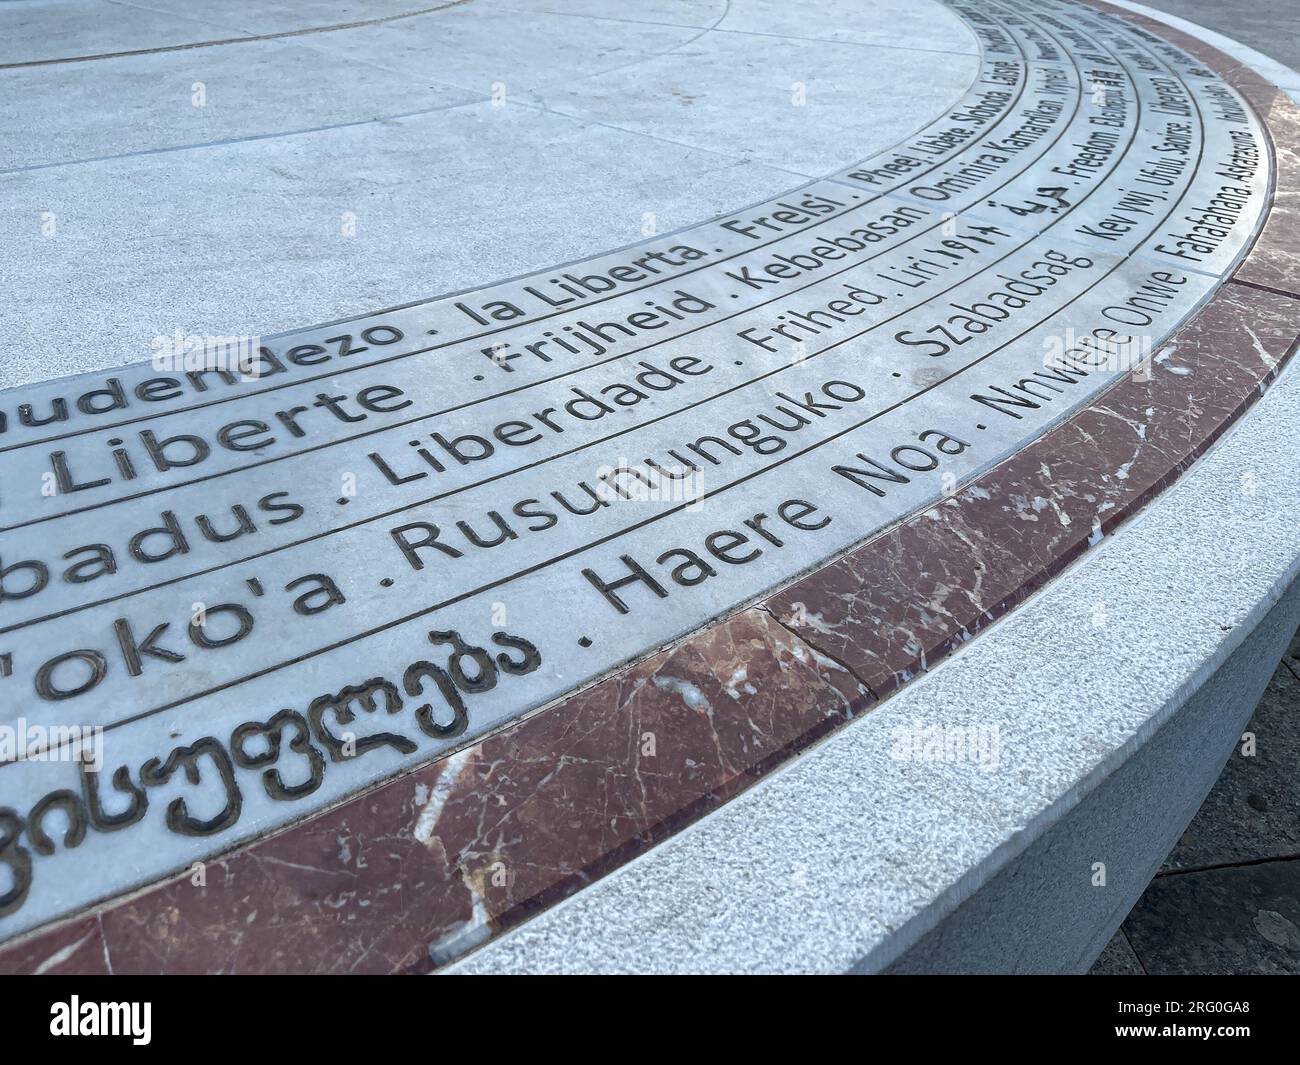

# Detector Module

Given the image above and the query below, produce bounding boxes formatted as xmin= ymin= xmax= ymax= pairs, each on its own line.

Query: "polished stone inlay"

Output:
xmin=0 ymin=0 xmax=1272 ymax=943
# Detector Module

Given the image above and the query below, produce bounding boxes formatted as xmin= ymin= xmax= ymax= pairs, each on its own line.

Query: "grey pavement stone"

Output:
xmin=1136 ymin=0 xmax=1300 ymax=76
xmin=1162 ymin=631 xmax=1300 ymax=872
xmin=1091 ymin=628 xmax=1300 ymax=972
xmin=1091 ymin=929 xmax=1146 ymax=975
xmin=291 ymin=6 xmax=707 ymax=96
xmin=1121 ymin=860 xmax=1300 ymax=974
xmin=475 ymin=1 xmax=728 ymax=30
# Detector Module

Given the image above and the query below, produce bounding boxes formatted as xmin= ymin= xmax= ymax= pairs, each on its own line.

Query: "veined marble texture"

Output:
xmin=1 ymin=0 xmax=1298 ymax=972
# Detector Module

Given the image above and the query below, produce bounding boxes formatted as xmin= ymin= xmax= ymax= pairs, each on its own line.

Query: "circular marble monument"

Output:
xmin=1 ymin=0 xmax=1298 ymax=973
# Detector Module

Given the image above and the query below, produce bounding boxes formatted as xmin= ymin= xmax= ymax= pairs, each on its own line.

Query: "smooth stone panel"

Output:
xmin=473 ymin=1 xmax=729 ymax=30
xmin=0 ymin=0 xmax=969 ymax=389
xmin=0 ymin=103 xmax=797 ymax=388
xmin=26 ymin=1 xmax=469 ymax=45
xmin=0 ymin=41 xmax=482 ymax=170
xmin=516 ymin=32 xmax=982 ymax=176
xmin=0 ymin=0 xmax=249 ymax=66
xmin=169 ymin=0 xmax=446 ymax=37
xmin=717 ymin=0 xmax=981 ymax=53
xmin=289 ymin=6 xmax=708 ymax=95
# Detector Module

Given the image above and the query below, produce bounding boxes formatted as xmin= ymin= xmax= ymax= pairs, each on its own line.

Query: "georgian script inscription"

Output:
xmin=0 ymin=0 xmax=1272 ymax=940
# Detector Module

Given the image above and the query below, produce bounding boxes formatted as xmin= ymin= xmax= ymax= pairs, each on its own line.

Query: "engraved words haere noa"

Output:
xmin=0 ymin=0 xmax=1271 ymax=943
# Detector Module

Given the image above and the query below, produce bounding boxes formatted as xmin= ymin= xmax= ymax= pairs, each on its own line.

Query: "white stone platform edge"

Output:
xmin=451 ymin=347 xmax=1300 ymax=975
xmin=446 ymin=27 xmax=1300 ymax=975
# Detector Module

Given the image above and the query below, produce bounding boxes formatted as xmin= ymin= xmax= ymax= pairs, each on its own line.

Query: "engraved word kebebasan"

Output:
xmin=0 ymin=0 xmax=1270 ymax=944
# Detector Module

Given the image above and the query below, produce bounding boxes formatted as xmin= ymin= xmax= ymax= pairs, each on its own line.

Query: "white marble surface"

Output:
xmin=451 ymin=326 xmax=1300 ymax=971
xmin=451 ymin=1 xmax=1300 ymax=976
xmin=0 ymin=0 xmax=979 ymax=388
xmin=0 ymin=0 xmax=1273 ymax=949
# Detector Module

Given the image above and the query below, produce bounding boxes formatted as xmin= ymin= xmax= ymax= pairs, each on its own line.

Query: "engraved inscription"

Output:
xmin=0 ymin=0 xmax=1272 ymax=943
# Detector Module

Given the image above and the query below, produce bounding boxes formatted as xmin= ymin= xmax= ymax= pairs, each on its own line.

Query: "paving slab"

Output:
xmin=1137 ymin=0 xmax=1300 ymax=75
xmin=1122 ymin=860 xmax=1300 ymax=974
xmin=1091 ymin=929 xmax=1146 ymax=974
xmin=1162 ymin=631 xmax=1300 ymax=872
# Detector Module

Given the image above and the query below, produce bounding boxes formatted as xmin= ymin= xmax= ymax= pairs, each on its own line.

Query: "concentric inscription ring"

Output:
xmin=0 ymin=0 xmax=1289 ymax=968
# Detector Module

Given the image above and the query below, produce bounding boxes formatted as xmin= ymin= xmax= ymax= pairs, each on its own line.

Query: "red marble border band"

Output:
xmin=1083 ymin=0 xmax=1300 ymax=301
xmin=6 ymin=0 xmax=1300 ymax=974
